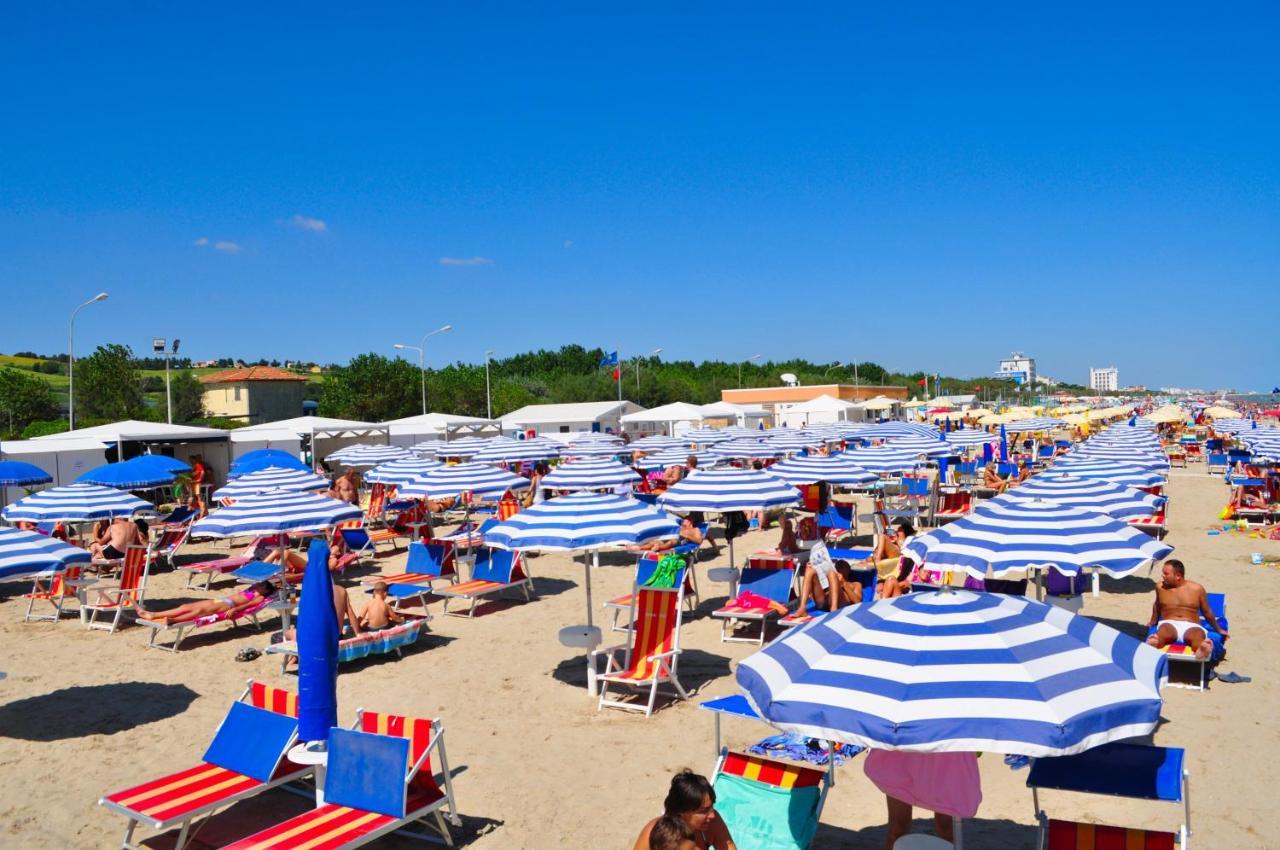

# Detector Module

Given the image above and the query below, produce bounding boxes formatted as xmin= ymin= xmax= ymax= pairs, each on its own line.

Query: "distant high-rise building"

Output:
xmin=1089 ymin=366 xmax=1119 ymax=393
xmin=996 ymin=352 xmax=1036 ymax=387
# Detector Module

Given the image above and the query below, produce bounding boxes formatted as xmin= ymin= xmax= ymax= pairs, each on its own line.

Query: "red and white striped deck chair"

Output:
xmin=364 ymin=482 xmax=389 ymax=525
xmin=152 ymin=522 xmax=192 ymax=568
xmin=593 ymin=582 xmax=689 ymax=717
xmin=604 ymin=554 xmax=697 ymax=632
xmin=219 ymin=710 xmax=461 ymax=850
xmin=934 ymin=490 xmax=973 ymax=523
xmin=23 ymin=562 xmax=88 ymax=622
xmin=98 ymin=681 xmax=307 ymax=850
xmin=80 ymin=544 xmax=152 ymax=633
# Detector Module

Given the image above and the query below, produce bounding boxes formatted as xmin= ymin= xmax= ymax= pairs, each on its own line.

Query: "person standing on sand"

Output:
xmin=1146 ymin=559 xmax=1228 ymax=661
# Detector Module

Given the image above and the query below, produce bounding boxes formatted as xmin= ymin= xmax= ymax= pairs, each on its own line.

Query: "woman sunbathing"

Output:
xmin=135 ymin=581 xmax=276 ymax=626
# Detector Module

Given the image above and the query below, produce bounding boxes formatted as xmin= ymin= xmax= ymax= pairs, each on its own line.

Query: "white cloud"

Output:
xmin=439 ymin=256 xmax=493 ymax=266
xmin=214 ymin=241 xmax=242 ymax=254
xmin=290 ymin=214 xmax=327 ymax=232
xmin=193 ymin=237 xmax=209 ymax=246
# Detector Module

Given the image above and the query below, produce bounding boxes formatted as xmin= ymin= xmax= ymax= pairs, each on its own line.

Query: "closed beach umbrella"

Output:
xmin=2 ymin=483 xmax=151 ymax=523
xmin=736 ymin=590 xmax=1167 ymax=756
xmin=231 ymin=449 xmax=310 ymax=476
xmin=397 ymin=463 xmax=530 ymax=501
xmin=325 ymin=444 xmax=412 ymax=467
xmin=993 ymin=474 xmax=1164 ymax=520
xmin=77 ymin=456 xmax=181 ymax=489
xmin=540 ymin=458 xmax=641 ymax=492
xmin=212 ymin=467 xmax=330 ymax=500
xmin=1047 ymin=459 xmax=1166 ymax=489
xmin=0 ymin=460 xmax=52 ymax=487
xmin=296 ymin=538 xmax=339 ymax=744
xmin=363 ymin=457 xmax=443 ymax=486
xmin=766 ymin=455 xmax=878 ymax=487
xmin=0 ymin=526 xmax=92 ymax=580
xmin=903 ymin=499 xmax=1172 ymax=580
xmin=192 ymin=489 xmax=361 ymax=538
xmin=844 ymin=445 xmax=925 ymax=475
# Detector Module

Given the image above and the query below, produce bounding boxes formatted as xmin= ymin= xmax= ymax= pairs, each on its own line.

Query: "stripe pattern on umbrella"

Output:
xmin=0 ymin=526 xmax=93 ymax=580
xmin=659 ymin=468 xmax=799 ymax=513
xmin=213 ymin=467 xmax=331 ymax=500
xmin=766 ymin=455 xmax=878 ymax=487
xmin=396 ymin=463 xmax=530 ymax=500
xmin=539 ymin=458 xmax=641 ymax=491
xmin=1 ymin=484 xmax=151 ymax=523
xmin=192 ymin=489 xmax=362 ymax=538
xmin=484 ymin=492 xmax=679 ymax=551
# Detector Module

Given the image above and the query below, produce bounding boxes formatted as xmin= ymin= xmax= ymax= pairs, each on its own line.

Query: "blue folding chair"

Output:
xmin=1146 ymin=592 xmax=1228 ymax=689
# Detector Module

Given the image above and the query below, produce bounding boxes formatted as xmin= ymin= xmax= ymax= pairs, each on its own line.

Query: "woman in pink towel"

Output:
xmin=863 ymin=749 xmax=982 ymax=849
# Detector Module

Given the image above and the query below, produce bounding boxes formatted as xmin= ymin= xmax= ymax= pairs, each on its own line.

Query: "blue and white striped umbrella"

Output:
xmin=408 ymin=440 xmax=445 ymax=457
xmin=192 ymin=489 xmax=362 ymax=538
xmin=634 ymin=449 xmax=723 ymax=471
xmin=736 ymin=590 xmax=1167 ymax=756
xmin=858 ymin=423 xmax=939 ymax=441
xmin=843 ymin=445 xmax=926 ymax=475
xmin=944 ymin=430 xmax=996 ymax=449
xmin=904 ymin=499 xmax=1173 ymax=579
xmin=432 ymin=437 xmax=490 ymax=457
xmin=397 ymin=463 xmax=530 ymax=500
xmin=539 ymin=458 xmax=641 ymax=491
xmin=766 ymin=455 xmax=878 ymax=487
xmin=568 ymin=433 xmax=625 ymax=448
xmin=1209 ymin=418 xmax=1252 ymax=434
xmin=363 ymin=458 xmax=443 ymax=486
xmin=0 ymin=526 xmax=93 ymax=580
xmin=713 ymin=439 xmax=783 ymax=460
xmin=682 ymin=427 xmax=733 ymax=444
xmin=884 ymin=435 xmax=954 ymax=458
xmin=1083 ymin=436 xmax=1164 ymax=454
xmin=1005 ymin=417 xmax=1065 ymax=433
xmin=325 ymin=444 xmax=413 ymax=467
xmin=1044 ymin=459 xmax=1166 ymax=488
xmin=2 ymin=484 xmax=152 ymax=523
xmin=472 ymin=440 xmax=561 ymax=463
xmin=659 ymin=468 xmax=800 ymax=514
xmin=1064 ymin=447 xmax=1169 ymax=472
xmin=212 ymin=467 xmax=330 ymax=500
xmin=993 ymin=474 xmax=1164 ymax=520
xmin=763 ymin=433 xmax=822 ymax=452
xmin=484 ymin=493 xmax=678 ymax=552
xmin=627 ymin=435 xmax=690 ymax=452
xmin=562 ymin=443 xmax=627 ymax=459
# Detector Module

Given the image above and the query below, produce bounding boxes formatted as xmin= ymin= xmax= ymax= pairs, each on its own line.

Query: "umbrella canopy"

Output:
xmin=712 ymin=439 xmax=783 ymax=460
xmin=212 ymin=467 xmax=331 ymax=500
xmin=539 ymin=458 xmax=641 ymax=491
xmin=883 ymin=436 xmax=954 ymax=458
xmin=1004 ymin=417 xmax=1065 ymax=433
xmin=943 ymin=431 xmax=995 ymax=449
xmin=472 ymin=441 xmax=562 ymax=463
xmin=296 ymin=539 xmax=339 ymax=743
xmin=1064 ymin=447 xmax=1170 ymax=472
xmin=192 ymin=489 xmax=361 ymax=538
xmin=0 ymin=460 xmax=52 ymax=487
xmin=857 ymin=422 xmax=938 ymax=441
xmin=1203 ymin=406 xmax=1239 ymax=419
xmin=484 ymin=492 xmax=679 ymax=551
xmin=766 ymin=455 xmax=878 ymax=487
xmin=325 ymin=444 xmax=412 ymax=467
xmin=2 ymin=483 xmax=151 ymax=523
xmin=736 ymin=590 xmax=1167 ymax=756
xmin=567 ymin=433 xmax=625 ymax=448
xmin=230 ymin=449 xmax=310 ymax=476
xmin=634 ymin=449 xmax=723 ymax=471
xmin=993 ymin=474 xmax=1163 ymax=520
xmin=397 ymin=463 xmax=530 ymax=501
xmin=408 ymin=440 xmax=445 ymax=457
xmin=762 ymin=433 xmax=822 ymax=452
xmin=77 ymin=456 xmax=181 ymax=489
xmin=904 ymin=499 xmax=1173 ymax=579
xmin=627 ymin=435 xmax=690 ymax=451
xmin=843 ymin=445 xmax=926 ymax=475
xmin=659 ymin=468 xmax=800 ymax=514
xmin=363 ymin=457 xmax=443 ymax=486
xmin=682 ymin=427 xmax=734 ymax=444
xmin=0 ymin=526 xmax=92 ymax=580
xmin=1046 ymin=459 xmax=1166 ymax=488
xmin=562 ymin=443 xmax=627 ymax=459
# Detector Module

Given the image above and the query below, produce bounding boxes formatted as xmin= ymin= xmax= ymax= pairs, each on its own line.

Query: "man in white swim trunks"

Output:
xmin=1146 ymin=559 xmax=1228 ymax=661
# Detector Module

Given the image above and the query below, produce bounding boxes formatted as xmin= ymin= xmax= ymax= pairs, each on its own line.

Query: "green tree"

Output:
xmin=0 ymin=367 xmax=60 ymax=438
xmin=319 ymin=354 xmax=421 ymax=421
xmin=75 ymin=344 xmax=144 ymax=420
xmin=169 ymin=370 xmax=207 ymax=423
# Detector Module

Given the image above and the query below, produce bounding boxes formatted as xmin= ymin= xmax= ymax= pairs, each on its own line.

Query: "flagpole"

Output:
xmin=617 ymin=347 xmax=622 ymax=403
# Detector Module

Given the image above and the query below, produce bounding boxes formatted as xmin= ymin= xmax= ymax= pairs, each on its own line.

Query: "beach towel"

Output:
xmin=733 ymin=590 xmax=788 ymax=616
xmin=642 ymin=553 xmax=685 ymax=589
xmin=748 ymin=732 xmax=861 ymax=766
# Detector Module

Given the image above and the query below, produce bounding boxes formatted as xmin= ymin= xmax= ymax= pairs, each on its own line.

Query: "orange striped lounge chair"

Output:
xmin=360 ymin=542 xmax=458 ymax=611
xmin=1028 ymin=741 xmax=1189 ymax=850
xmin=98 ymin=681 xmax=308 ymax=850
xmin=434 ymin=547 xmax=532 ymax=618
xmin=604 ymin=553 xmax=698 ymax=632
xmin=79 ymin=544 xmax=153 ymax=633
xmin=22 ymin=561 xmax=89 ymax=623
xmin=218 ymin=709 xmax=461 ymax=850
xmin=592 ymin=582 xmax=689 ymax=717
xmin=712 ymin=751 xmax=832 ymax=850
xmin=338 ymin=519 xmax=405 ymax=561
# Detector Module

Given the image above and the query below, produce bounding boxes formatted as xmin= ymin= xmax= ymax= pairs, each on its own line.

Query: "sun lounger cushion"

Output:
xmin=103 ymin=764 xmax=263 ymax=827
xmin=230 ymin=561 xmax=282 ymax=583
xmin=324 ymin=728 xmax=411 ymax=817
xmin=713 ymin=757 xmax=823 ymax=850
xmin=202 ymin=702 xmax=299 ymax=783
xmin=268 ymin=620 xmax=424 ymax=664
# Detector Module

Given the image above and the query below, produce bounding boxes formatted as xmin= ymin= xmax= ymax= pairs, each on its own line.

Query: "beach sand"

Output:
xmin=2 ymin=469 xmax=1278 ymax=848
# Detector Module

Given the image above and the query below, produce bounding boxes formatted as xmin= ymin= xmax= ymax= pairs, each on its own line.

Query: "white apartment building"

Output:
xmin=1089 ymin=366 xmax=1119 ymax=393
xmin=996 ymin=352 xmax=1036 ymax=386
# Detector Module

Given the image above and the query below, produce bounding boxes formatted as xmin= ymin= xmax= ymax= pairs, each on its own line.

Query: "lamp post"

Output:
xmin=393 ymin=324 xmax=452 ymax=415
xmin=738 ymin=353 xmax=762 ymax=389
xmin=153 ymin=337 xmax=181 ymax=423
xmin=68 ymin=292 xmax=108 ymax=430
xmin=823 ymin=361 xmax=844 ymax=380
xmin=636 ymin=347 xmax=663 ymax=390
xmin=484 ymin=349 xmax=494 ymax=420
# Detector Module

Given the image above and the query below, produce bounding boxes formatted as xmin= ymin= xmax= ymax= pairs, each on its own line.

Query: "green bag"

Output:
xmin=642 ymin=553 xmax=685 ymax=588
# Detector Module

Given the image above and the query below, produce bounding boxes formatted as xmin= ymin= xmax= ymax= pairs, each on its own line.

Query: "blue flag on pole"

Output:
xmin=599 ymin=351 xmax=618 ymax=367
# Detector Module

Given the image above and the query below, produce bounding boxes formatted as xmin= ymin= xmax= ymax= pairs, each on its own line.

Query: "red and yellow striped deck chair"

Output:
xmin=99 ymin=681 xmax=307 ymax=850
xmin=1045 ymin=821 xmax=1176 ymax=849
xmin=23 ymin=562 xmax=87 ymax=623
xmin=81 ymin=544 xmax=153 ymax=633
xmin=592 ymin=582 xmax=688 ymax=717
xmin=219 ymin=710 xmax=460 ymax=850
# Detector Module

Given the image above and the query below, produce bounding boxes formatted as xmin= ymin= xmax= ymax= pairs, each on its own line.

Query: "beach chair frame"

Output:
xmin=22 ymin=563 xmax=89 ymax=622
xmin=435 ymin=547 xmax=532 ymax=617
xmin=594 ymin=582 xmax=689 ymax=716
xmin=711 ymin=557 xmax=798 ymax=645
xmin=80 ymin=544 xmax=153 ymax=633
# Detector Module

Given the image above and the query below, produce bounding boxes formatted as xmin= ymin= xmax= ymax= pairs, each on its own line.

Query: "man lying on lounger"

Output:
xmin=135 ymin=581 xmax=277 ymax=626
xmin=1146 ymin=559 xmax=1228 ymax=661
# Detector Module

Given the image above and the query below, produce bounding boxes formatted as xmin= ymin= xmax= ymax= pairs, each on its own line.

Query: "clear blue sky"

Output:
xmin=2 ymin=4 xmax=1277 ymax=391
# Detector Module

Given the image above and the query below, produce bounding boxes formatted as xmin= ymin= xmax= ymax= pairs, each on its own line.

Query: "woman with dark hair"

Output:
xmin=633 ymin=770 xmax=737 ymax=850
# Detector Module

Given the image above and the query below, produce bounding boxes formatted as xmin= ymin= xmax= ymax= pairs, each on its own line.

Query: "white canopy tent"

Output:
xmin=619 ymin=401 xmax=707 ymax=436
xmin=231 ymin=416 xmax=389 ymax=467
xmin=775 ymin=394 xmax=860 ymax=428
xmin=26 ymin=419 xmax=233 ymax=484
xmin=698 ymin=401 xmax=770 ymax=430
xmin=383 ymin=412 xmax=501 ymax=447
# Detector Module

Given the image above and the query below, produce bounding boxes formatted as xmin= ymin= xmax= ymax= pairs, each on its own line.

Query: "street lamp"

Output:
xmin=823 ymin=361 xmax=844 ymax=379
xmin=738 ymin=354 xmax=762 ymax=388
xmin=153 ymin=337 xmax=181 ymax=423
xmin=393 ymin=324 xmax=452 ymax=415
xmin=68 ymin=292 xmax=108 ymax=430
xmin=484 ymin=349 xmax=494 ymax=420
xmin=636 ymin=347 xmax=663 ymax=389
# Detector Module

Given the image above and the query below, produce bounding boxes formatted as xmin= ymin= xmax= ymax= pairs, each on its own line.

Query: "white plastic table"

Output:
xmin=287 ymin=741 xmax=329 ymax=804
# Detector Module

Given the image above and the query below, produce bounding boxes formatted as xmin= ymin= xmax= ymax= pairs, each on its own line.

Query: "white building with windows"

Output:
xmin=1089 ymin=366 xmax=1119 ymax=393
xmin=996 ymin=352 xmax=1036 ymax=387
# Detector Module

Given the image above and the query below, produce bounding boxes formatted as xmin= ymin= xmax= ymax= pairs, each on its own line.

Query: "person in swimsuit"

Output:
xmin=633 ymin=770 xmax=737 ymax=850
xmin=90 ymin=516 xmax=147 ymax=560
xmin=630 ymin=514 xmax=707 ymax=552
xmin=359 ymin=582 xmax=404 ymax=631
xmin=1146 ymin=559 xmax=1228 ymax=660
xmin=864 ymin=517 xmax=913 ymax=583
xmin=135 ymin=581 xmax=276 ymax=625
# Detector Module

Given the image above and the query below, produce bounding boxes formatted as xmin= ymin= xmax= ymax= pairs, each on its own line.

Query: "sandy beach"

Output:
xmin=2 ymin=468 xmax=1278 ymax=849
